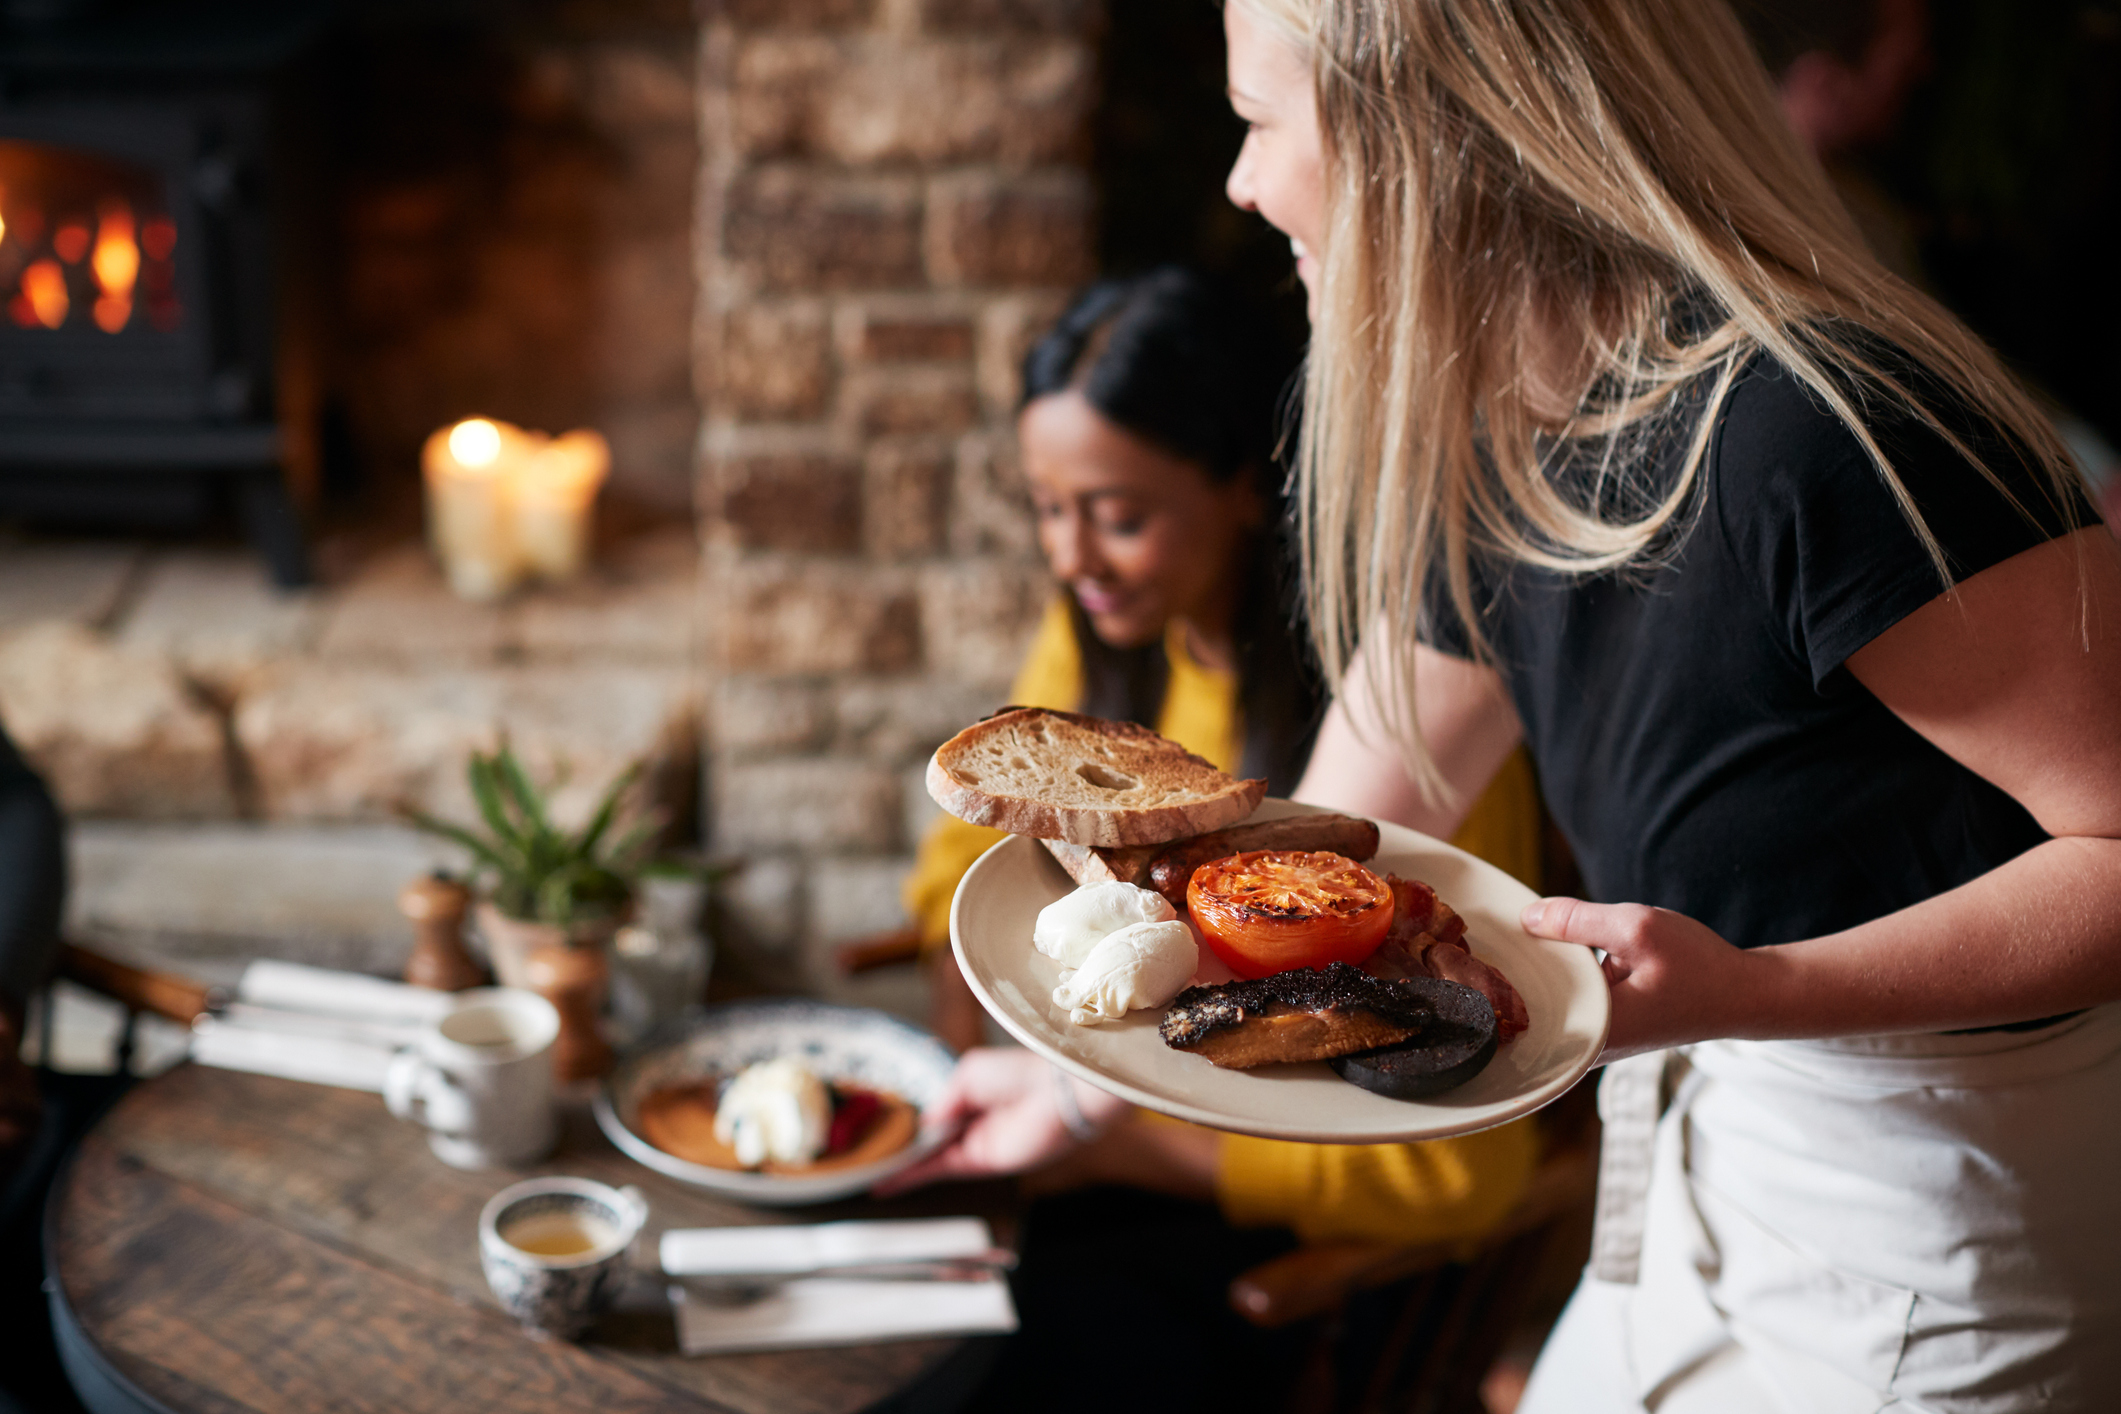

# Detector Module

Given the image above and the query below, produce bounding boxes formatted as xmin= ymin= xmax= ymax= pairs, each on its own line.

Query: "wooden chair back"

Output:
xmin=1227 ymin=1079 xmax=1601 ymax=1414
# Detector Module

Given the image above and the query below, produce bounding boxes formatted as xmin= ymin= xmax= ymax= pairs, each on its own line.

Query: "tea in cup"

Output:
xmin=479 ymin=1176 xmax=648 ymax=1340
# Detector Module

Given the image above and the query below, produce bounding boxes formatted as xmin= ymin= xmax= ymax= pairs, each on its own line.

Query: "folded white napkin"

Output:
xmin=660 ymin=1218 xmax=996 ymax=1277
xmin=188 ymin=1016 xmax=397 ymax=1092
xmin=214 ymin=1001 xmax=427 ymax=1047
xmin=669 ymin=1274 xmax=1017 ymax=1356
xmin=236 ymin=960 xmax=457 ymax=1024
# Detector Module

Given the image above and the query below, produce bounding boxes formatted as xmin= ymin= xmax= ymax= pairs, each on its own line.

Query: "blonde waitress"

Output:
xmin=1222 ymin=1 xmax=2121 ymax=1411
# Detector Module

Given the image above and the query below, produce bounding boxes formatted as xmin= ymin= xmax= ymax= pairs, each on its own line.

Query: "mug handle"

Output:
xmin=383 ymin=1050 xmax=475 ymax=1136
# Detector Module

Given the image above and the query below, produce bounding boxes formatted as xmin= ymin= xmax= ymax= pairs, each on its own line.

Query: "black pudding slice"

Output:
xmin=1330 ymin=978 xmax=1498 ymax=1099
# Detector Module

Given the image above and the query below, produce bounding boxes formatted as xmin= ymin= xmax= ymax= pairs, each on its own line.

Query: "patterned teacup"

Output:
xmin=479 ymin=1176 xmax=648 ymax=1340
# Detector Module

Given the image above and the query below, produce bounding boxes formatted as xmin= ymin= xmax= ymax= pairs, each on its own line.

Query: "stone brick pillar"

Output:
xmin=695 ymin=0 xmax=1101 ymax=998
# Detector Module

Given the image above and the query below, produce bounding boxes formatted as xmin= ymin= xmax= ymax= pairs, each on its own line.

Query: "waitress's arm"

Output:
xmin=1294 ymin=642 xmax=1524 ymax=837
xmin=1525 ymin=527 xmax=2121 ymax=1056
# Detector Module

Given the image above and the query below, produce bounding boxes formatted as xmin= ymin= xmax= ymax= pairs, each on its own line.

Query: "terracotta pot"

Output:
xmin=474 ymin=900 xmax=622 ymax=990
xmin=523 ymin=942 xmax=615 ymax=1084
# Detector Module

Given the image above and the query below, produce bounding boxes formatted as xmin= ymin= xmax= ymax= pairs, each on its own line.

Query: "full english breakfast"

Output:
xmin=926 ymin=710 xmax=1531 ymax=1100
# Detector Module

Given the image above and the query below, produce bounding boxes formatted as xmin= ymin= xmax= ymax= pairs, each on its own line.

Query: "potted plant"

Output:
xmin=408 ymin=745 xmax=660 ymax=1078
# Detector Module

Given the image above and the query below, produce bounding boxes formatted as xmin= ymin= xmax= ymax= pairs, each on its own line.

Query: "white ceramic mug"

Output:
xmin=384 ymin=987 xmax=559 ymax=1169
xmin=479 ymin=1175 xmax=648 ymax=1340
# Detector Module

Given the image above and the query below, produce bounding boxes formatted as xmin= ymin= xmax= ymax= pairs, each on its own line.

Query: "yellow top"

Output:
xmin=903 ymin=597 xmax=1544 ymax=1244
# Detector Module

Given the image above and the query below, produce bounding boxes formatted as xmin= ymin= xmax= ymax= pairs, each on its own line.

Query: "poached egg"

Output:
xmin=1033 ymin=881 xmax=1178 ymax=969
xmin=1051 ymin=920 xmax=1199 ymax=1026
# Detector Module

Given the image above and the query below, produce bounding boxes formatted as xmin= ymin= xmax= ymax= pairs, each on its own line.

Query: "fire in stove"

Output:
xmin=0 ymin=142 xmax=180 ymax=336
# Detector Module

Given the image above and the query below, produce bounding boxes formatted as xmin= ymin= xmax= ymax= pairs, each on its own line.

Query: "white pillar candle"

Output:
xmin=423 ymin=417 xmax=530 ymax=601
xmin=512 ymin=429 xmax=610 ymax=582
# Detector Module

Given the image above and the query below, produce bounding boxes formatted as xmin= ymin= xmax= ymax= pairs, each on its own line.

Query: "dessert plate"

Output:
xmin=951 ymin=800 xmax=1609 ymax=1143
xmin=596 ymin=999 xmax=957 ymax=1206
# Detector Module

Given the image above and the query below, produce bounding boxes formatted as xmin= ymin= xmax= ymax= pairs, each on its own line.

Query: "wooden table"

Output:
xmin=47 ymin=1063 xmax=1015 ymax=1414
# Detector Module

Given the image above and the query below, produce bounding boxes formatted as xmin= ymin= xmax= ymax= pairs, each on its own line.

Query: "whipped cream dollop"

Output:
xmin=1033 ymin=882 xmax=1177 ymax=969
xmin=1051 ymin=919 xmax=1198 ymax=1026
xmin=713 ymin=1057 xmax=831 ymax=1167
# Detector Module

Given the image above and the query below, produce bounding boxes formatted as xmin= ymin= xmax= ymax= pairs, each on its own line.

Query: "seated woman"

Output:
xmin=890 ymin=268 xmax=1547 ymax=1406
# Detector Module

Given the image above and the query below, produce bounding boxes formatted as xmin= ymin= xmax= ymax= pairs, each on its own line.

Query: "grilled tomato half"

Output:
xmin=1186 ymin=850 xmax=1395 ymax=979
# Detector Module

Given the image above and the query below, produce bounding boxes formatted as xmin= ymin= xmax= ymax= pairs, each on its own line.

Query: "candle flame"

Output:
xmin=448 ymin=418 xmax=504 ymax=468
xmin=21 ymin=259 xmax=68 ymax=329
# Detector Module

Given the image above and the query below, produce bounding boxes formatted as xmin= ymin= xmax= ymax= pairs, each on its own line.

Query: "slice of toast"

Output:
xmin=927 ymin=707 xmax=1265 ymax=847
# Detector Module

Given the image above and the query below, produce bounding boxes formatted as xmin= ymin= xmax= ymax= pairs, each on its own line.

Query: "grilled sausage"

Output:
xmin=1146 ymin=813 xmax=1382 ymax=910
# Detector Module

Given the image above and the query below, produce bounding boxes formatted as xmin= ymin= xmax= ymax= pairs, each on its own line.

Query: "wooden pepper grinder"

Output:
xmin=398 ymin=875 xmax=487 ymax=992
xmin=523 ymin=942 xmax=614 ymax=1083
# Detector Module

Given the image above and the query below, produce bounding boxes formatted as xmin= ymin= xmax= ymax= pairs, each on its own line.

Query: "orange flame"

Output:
xmin=142 ymin=215 xmax=176 ymax=262
xmin=91 ymin=201 xmax=137 ymax=333
xmin=21 ymin=259 xmax=68 ymax=329
xmin=53 ymin=221 xmax=89 ymax=265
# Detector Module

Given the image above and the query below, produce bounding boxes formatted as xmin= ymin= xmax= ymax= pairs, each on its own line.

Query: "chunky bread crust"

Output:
xmin=928 ymin=708 xmax=1266 ymax=847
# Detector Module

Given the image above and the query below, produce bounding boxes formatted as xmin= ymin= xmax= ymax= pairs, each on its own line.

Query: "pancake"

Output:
xmin=635 ymin=1079 xmax=918 ymax=1174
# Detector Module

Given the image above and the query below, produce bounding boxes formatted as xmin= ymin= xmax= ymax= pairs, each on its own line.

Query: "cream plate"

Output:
xmin=596 ymin=1000 xmax=957 ymax=1206
xmin=951 ymin=800 xmax=1610 ymax=1142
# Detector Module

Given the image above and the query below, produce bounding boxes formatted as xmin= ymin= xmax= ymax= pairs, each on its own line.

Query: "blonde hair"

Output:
xmin=1233 ymin=0 xmax=2081 ymax=793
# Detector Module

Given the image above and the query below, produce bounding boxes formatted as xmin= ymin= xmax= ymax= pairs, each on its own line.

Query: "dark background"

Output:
xmin=1095 ymin=0 xmax=2121 ymax=450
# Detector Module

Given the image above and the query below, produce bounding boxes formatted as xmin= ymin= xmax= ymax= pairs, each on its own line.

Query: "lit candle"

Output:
xmin=422 ymin=418 xmax=609 ymax=598
xmin=423 ymin=417 xmax=530 ymax=601
xmin=512 ymin=429 xmax=610 ymax=582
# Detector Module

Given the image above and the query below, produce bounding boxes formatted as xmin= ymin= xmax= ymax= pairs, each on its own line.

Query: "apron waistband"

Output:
xmin=1693 ymin=1003 xmax=2121 ymax=1091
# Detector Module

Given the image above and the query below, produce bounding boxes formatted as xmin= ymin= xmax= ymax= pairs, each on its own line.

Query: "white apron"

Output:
xmin=1521 ymin=1006 xmax=2121 ymax=1414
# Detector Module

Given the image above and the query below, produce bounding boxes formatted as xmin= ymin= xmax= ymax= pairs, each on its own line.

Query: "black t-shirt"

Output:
xmin=1427 ymin=354 xmax=2088 ymax=950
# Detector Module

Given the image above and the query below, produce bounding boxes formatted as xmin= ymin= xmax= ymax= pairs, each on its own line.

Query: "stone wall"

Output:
xmin=0 ymin=529 xmax=702 ymax=971
xmin=0 ymin=533 xmax=701 ymax=833
xmin=322 ymin=2 xmax=700 ymax=512
xmin=696 ymin=0 xmax=1101 ymax=989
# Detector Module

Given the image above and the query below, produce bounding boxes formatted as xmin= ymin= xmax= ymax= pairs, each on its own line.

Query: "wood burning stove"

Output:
xmin=0 ymin=0 xmax=330 ymax=585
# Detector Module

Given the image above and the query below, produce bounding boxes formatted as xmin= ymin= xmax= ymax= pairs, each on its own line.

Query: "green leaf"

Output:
xmin=496 ymin=745 xmax=553 ymax=838
xmin=466 ymin=753 xmax=522 ymax=851
xmin=574 ymin=760 xmax=645 ymax=858
xmin=602 ymin=814 xmax=664 ymax=871
xmin=538 ymin=870 xmax=575 ymax=928
xmin=402 ymin=812 xmax=511 ymax=877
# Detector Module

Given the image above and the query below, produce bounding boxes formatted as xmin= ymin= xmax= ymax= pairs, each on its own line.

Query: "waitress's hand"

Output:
xmin=875 ymin=1047 xmax=1130 ymax=1194
xmin=1520 ymin=897 xmax=1758 ymax=1062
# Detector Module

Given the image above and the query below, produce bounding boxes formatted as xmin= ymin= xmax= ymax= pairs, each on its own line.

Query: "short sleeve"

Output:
xmin=1418 ymin=558 xmax=1478 ymax=660
xmin=1712 ymin=359 xmax=2091 ymax=688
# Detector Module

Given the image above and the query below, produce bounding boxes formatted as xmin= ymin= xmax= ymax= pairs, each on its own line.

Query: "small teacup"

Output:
xmin=479 ymin=1176 xmax=649 ymax=1340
